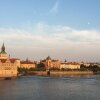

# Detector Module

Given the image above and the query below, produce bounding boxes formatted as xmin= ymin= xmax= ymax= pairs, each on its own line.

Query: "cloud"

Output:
xmin=0 ymin=23 xmax=100 ymax=46
xmin=50 ymin=0 xmax=60 ymax=14
xmin=0 ymin=23 xmax=100 ymax=61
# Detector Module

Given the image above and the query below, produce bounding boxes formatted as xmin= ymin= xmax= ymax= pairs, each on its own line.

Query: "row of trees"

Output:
xmin=80 ymin=64 xmax=100 ymax=73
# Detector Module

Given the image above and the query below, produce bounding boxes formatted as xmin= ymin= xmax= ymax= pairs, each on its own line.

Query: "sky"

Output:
xmin=0 ymin=0 xmax=100 ymax=62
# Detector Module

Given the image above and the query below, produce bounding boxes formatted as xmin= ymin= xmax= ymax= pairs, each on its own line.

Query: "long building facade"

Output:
xmin=60 ymin=62 xmax=80 ymax=69
xmin=20 ymin=59 xmax=36 ymax=69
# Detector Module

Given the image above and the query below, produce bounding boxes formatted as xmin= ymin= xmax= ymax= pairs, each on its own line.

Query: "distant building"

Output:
xmin=0 ymin=43 xmax=19 ymax=79
xmin=40 ymin=56 xmax=60 ymax=69
xmin=60 ymin=61 xmax=80 ymax=69
xmin=20 ymin=58 xmax=36 ymax=69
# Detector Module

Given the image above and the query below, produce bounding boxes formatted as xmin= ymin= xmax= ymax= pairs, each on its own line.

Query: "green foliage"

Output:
xmin=28 ymin=67 xmax=36 ymax=71
xmin=60 ymin=68 xmax=72 ymax=71
xmin=37 ymin=63 xmax=45 ymax=68
xmin=80 ymin=64 xmax=100 ymax=73
xmin=88 ymin=65 xmax=100 ymax=72
xmin=36 ymin=63 xmax=46 ymax=71
xmin=80 ymin=64 xmax=88 ymax=71
xmin=18 ymin=67 xmax=28 ymax=73
xmin=50 ymin=67 xmax=60 ymax=71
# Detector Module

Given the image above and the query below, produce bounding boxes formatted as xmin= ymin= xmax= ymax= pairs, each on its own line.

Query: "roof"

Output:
xmin=41 ymin=59 xmax=59 ymax=62
xmin=21 ymin=61 xmax=34 ymax=64
xmin=52 ymin=60 xmax=59 ymax=62
xmin=0 ymin=58 xmax=17 ymax=63
xmin=11 ymin=58 xmax=20 ymax=60
xmin=0 ymin=51 xmax=7 ymax=54
xmin=61 ymin=62 xmax=80 ymax=65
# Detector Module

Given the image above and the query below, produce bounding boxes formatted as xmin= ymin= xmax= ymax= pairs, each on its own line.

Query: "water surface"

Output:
xmin=0 ymin=75 xmax=100 ymax=100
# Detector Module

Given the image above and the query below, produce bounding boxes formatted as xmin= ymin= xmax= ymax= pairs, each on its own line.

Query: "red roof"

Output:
xmin=61 ymin=62 xmax=80 ymax=65
xmin=0 ymin=58 xmax=17 ymax=63
xmin=21 ymin=61 xmax=34 ymax=64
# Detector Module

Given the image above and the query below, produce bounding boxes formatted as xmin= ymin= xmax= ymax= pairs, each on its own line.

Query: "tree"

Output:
xmin=80 ymin=64 xmax=87 ymax=71
xmin=36 ymin=63 xmax=46 ymax=71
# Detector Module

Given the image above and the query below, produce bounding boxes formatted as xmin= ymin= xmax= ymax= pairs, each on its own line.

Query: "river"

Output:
xmin=0 ymin=75 xmax=100 ymax=100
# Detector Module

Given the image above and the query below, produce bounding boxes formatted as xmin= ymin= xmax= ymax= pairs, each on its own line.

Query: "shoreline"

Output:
xmin=19 ymin=71 xmax=96 ymax=77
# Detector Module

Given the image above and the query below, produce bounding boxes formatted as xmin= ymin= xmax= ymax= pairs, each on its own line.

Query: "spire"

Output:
xmin=26 ymin=57 xmax=28 ymax=62
xmin=0 ymin=42 xmax=7 ymax=59
xmin=1 ymin=43 xmax=5 ymax=52
xmin=0 ymin=43 xmax=6 ymax=54
xmin=65 ymin=59 xmax=67 ymax=62
xmin=9 ymin=54 xmax=10 ymax=59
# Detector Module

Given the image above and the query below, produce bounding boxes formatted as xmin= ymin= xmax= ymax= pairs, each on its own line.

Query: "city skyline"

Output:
xmin=0 ymin=0 xmax=100 ymax=62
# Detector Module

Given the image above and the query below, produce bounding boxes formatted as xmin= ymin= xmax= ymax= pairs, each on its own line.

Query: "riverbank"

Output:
xmin=19 ymin=71 xmax=94 ymax=76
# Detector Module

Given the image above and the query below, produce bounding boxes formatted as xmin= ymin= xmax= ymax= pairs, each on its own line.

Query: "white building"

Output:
xmin=60 ymin=62 xmax=80 ymax=69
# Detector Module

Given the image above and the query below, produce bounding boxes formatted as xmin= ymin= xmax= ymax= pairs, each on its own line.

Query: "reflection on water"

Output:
xmin=0 ymin=75 xmax=100 ymax=100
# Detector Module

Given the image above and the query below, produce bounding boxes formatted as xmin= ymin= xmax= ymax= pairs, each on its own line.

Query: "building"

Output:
xmin=0 ymin=43 xmax=19 ymax=79
xmin=60 ymin=61 xmax=80 ymax=69
xmin=20 ymin=59 xmax=36 ymax=69
xmin=40 ymin=56 xmax=60 ymax=69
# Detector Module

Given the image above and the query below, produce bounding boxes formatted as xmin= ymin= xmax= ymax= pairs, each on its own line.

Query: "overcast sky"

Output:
xmin=0 ymin=0 xmax=100 ymax=62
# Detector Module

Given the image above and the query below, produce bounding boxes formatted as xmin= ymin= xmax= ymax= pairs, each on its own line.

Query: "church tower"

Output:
xmin=0 ymin=43 xmax=7 ymax=59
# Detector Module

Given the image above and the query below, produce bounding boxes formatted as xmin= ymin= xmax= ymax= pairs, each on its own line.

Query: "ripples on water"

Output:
xmin=0 ymin=75 xmax=100 ymax=100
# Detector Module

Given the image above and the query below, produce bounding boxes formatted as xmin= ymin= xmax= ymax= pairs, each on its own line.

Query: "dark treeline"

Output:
xmin=80 ymin=64 xmax=100 ymax=74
